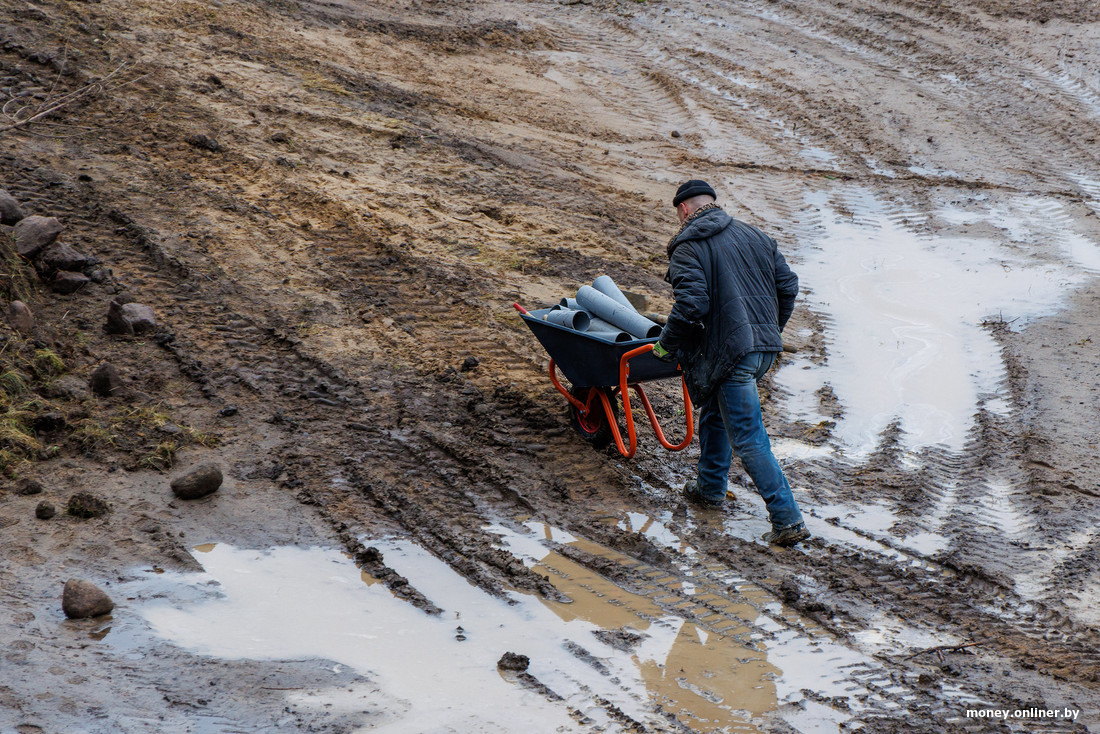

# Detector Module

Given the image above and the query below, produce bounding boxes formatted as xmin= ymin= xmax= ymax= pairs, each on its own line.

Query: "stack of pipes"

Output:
xmin=544 ymin=276 xmax=662 ymax=342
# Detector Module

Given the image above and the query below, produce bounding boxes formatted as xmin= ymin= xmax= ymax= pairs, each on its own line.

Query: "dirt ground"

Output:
xmin=1 ymin=0 xmax=1098 ymax=731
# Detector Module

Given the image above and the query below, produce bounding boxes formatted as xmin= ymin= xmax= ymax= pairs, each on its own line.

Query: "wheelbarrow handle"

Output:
xmin=604 ymin=344 xmax=693 ymax=457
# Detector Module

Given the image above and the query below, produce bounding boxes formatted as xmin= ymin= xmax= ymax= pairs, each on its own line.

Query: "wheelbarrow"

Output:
xmin=516 ymin=304 xmax=693 ymax=458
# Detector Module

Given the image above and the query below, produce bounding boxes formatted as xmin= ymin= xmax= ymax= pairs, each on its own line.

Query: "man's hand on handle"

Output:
xmin=652 ymin=341 xmax=676 ymax=363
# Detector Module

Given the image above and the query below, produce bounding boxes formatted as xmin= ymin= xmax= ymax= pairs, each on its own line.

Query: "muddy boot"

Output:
xmin=683 ymin=480 xmax=724 ymax=510
xmin=762 ymin=522 xmax=810 ymax=547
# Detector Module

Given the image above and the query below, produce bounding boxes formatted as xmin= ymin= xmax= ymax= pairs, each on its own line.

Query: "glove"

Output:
xmin=652 ymin=341 xmax=676 ymax=363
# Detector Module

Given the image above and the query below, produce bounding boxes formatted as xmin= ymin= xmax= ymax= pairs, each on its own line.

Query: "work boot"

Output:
xmin=683 ymin=480 xmax=724 ymax=510
xmin=762 ymin=522 xmax=810 ymax=547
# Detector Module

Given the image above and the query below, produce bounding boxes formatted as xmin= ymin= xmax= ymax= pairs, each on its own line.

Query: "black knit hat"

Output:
xmin=673 ymin=179 xmax=717 ymax=207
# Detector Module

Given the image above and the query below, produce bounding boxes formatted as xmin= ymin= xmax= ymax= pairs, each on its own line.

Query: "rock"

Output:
xmin=62 ymin=579 xmax=114 ymax=619
xmin=670 ymin=130 xmax=681 ymax=138
xmin=0 ymin=189 xmax=25 ymax=224
xmin=36 ymin=240 xmax=90 ymax=275
xmin=51 ymin=271 xmax=90 ymax=295
xmin=52 ymin=375 xmax=90 ymax=400
xmin=89 ymin=362 xmax=125 ymax=397
xmin=460 ymin=356 xmax=479 ymax=372
xmin=35 ymin=500 xmax=55 ymax=519
xmin=5 ymin=300 xmax=35 ymax=334
xmin=186 ymin=133 xmax=222 ymax=152
xmin=13 ymin=215 xmax=63 ymax=259
xmin=67 ymin=492 xmax=109 ymax=518
xmin=14 ymin=477 xmax=44 ymax=495
xmin=170 ymin=461 xmax=223 ymax=500
xmin=497 ymin=652 xmax=530 ymax=671
xmin=31 ymin=412 xmax=66 ymax=432
xmin=105 ymin=300 xmax=157 ymax=335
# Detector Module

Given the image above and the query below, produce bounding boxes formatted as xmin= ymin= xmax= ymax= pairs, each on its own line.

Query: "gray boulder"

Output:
xmin=51 ymin=271 xmax=89 ymax=295
xmin=13 ymin=216 xmax=63 ymax=259
xmin=62 ymin=579 xmax=114 ymax=619
xmin=170 ymin=461 xmax=223 ymax=500
xmin=36 ymin=240 xmax=90 ymax=275
xmin=5 ymin=300 xmax=35 ymax=334
xmin=106 ymin=300 xmax=157 ymax=335
xmin=0 ymin=189 xmax=24 ymax=225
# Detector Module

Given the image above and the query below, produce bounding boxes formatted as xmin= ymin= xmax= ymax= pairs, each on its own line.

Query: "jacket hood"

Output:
xmin=667 ymin=207 xmax=732 ymax=259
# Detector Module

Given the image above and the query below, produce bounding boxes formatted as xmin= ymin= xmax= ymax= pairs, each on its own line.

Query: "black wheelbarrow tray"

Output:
xmin=517 ymin=305 xmax=693 ymax=458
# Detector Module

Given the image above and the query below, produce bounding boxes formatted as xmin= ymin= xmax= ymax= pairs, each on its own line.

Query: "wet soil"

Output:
xmin=1 ymin=0 xmax=1098 ymax=731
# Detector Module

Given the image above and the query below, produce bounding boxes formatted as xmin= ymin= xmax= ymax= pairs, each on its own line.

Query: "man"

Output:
xmin=652 ymin=179 xmax=809 ymax=547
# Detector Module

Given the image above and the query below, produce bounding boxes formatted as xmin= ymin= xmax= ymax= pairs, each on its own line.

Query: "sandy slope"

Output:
xmin=1 ymin=0 xmax=1098 ymax=731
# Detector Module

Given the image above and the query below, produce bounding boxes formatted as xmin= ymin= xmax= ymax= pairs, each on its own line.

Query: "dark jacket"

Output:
xmin=659 ymin=207 xmax=798 ymax=404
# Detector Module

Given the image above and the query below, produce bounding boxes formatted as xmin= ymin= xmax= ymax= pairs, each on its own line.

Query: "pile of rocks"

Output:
xmin=1 ymin=187 xmax=158 ymax=336
xmin=2 ymin=189 xmax=106 ymax=295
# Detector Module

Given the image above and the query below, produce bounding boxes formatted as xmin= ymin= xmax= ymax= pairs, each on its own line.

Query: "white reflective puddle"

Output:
xmin=124 ymin=527 xmax=963 ymax=733
xmin=779 ymin=188 xmax=1100 ymax=459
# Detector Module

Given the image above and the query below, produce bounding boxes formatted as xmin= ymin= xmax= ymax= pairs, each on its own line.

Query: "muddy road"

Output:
xmin=1 ymin=0 xmax=1098 ymax=731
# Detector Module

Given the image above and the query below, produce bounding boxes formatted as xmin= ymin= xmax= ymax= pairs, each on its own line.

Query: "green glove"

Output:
xmin=652 ymin=341 xmax=676 ymax=362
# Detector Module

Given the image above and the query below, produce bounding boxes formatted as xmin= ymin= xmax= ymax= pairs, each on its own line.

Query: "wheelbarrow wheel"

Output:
xmin=569 ymin=386 xmax=617 ymax=450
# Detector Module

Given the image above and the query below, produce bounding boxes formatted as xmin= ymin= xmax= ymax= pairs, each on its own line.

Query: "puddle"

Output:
xmin=131 ymin=540 xmax=790 ymax=732
xmin=127 ymin=525 xmax=959 ymax=733
xmin=779 ymin=188 xmax=1100 ymax=459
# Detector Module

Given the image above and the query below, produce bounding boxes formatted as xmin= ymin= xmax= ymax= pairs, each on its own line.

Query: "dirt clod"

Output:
xmin=35 ymin=501 xmax=55 ymax=519
xmin=497 ymin=652 xmax=529 ymax=671
xmin=61 ymin=579 xmax=114 ymax=619
xmin=185 ymin=134 xmax=222 ymax=153
xmin=14 ymin=478 xmax=44 ymax=495
xmin=89 ymin=362 xmax=125 ymax=397
xmin=67 ymin=492 xmax=109 ymax=518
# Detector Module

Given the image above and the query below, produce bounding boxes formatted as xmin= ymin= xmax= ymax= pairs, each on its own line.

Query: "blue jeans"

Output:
xmin=696 ymin=352 xmax=804 ymax=530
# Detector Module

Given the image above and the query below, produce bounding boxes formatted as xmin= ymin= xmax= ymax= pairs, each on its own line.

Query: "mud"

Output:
xmin=1 ymin=0 xmax=1098 ymax=731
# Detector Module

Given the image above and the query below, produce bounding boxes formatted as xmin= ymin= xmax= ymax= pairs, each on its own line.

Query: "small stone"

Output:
xmin=269 ymin=131 xmax=290 ymax=143
xmin=35 ymin=500 xmax=55 ymax=519
xmin=218 ymin=406 xmax=238 ymax=417
xmin=5 ymin=300 xmax=35 ymax=334
xmin=497 ymin=652 xmax=530 ymax=672
xmin=105 ymin=300 xmax=157 ymax=335
xmin=460 ymin=356 xmax=479 ymax=372
xmin=0 ymin=189 xmax=25 ymax=224
xmin=89 ymin=363 xmax=125 ymax=397
xmin=170 ymin=461 xmax=223 ymax=500
xmin=14 ymin=478 xmax=44 ymax=496
xmin=36 ymin=240 xmax=90 ymax=275
xmin=62 ymin=579 xmax=114 ymax=619
xmin=13 ymin=215 xmax=63 ymax=258
xmin=50 ymin=271 xmax=89 ymax=295
xmin=670 ymin=130 xmax=681 ymax=138
xmin=67 ymin=492 xmax=109 ymax=518
xmin=186 ymin=133 xmax=222 ymax=152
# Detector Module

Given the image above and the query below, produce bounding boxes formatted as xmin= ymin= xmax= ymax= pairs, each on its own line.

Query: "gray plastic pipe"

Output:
xmin=592 ymin=275 xmax=638 ymax=312
xmin=586 ymin=317 xmax=632 ymax=342
xmin=544 ymin=307 xmax=590 ymax=331
xmin=559 ymin=297 xmax=586 ymax=312
xmin=577 ymin=285 xmax=662 ymax=339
